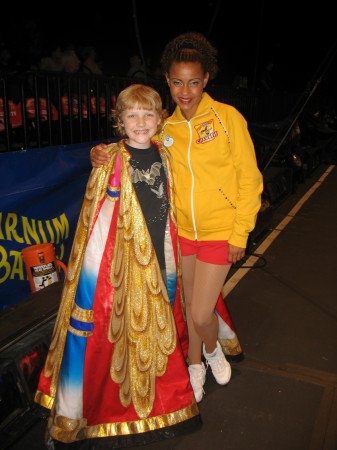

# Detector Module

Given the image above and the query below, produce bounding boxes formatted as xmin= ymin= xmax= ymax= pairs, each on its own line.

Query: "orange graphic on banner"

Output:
xmin=25 ymin=98 xmax=59 ymax=121
xmin=0 ymin=99 xmax=22 ymax=131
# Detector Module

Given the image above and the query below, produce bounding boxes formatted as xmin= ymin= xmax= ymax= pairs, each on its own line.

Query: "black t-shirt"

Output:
xmin=125 ymin=142 xmax=169 ymax=269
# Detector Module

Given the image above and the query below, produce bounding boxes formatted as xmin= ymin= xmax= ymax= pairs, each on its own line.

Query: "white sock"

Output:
xmin=205 ymin=347 xmax=217 ymax=357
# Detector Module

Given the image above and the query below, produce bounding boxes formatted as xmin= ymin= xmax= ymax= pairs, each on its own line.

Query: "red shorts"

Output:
xmin=178 ymin=236 xmax=230 ymax=265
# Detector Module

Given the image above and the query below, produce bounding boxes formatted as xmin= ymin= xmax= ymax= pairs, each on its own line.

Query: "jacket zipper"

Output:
xmin=187 ymin=122 xmax=198 ymax=240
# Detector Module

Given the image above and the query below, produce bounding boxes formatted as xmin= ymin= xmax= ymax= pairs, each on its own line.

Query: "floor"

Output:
xmin=2 ymin=160 xmax=337 ymax=450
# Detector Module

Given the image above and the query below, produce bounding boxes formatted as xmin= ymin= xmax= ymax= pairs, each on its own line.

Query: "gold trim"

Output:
xmin=71 ymin=304 xmax=94 ymax=322
xmin=49 ymin=402 xmax=199 ymax=442
xmin=219 ymin=335 xmax=243 ymax=356
xmin=35 ymin=390 xmax=54 ymax=410
xmin=68 ymin=325 xmax=93 ymax=337
xmin=105 ymin=194 xmax=119 ymax=202
xmin=107 ymin=186 xmax=120 ymax=193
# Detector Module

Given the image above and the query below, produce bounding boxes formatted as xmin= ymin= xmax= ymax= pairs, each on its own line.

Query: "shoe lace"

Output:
xmin=192 ymin=370 xmax=204 ymax=384
xmin=205 ymin=353 xmax=225 ymax=372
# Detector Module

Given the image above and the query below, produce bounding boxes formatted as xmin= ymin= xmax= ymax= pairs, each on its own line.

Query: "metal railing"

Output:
xmin=0 ymin=70 xmax=322 ymax=153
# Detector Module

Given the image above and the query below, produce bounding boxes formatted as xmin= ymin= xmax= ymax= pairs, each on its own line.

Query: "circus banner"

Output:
xmin=0 ymin=142 xmax=103 ymax=311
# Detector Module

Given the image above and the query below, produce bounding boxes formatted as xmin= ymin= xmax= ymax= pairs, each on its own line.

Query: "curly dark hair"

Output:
xmin=160 ymin=32 xmax=219 ymax=80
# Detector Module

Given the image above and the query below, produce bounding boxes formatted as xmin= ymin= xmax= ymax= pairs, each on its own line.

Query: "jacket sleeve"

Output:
xmin=227 ymin=108 xmax=264 ymax=248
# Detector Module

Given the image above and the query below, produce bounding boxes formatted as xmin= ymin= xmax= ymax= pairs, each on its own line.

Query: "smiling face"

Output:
xmin=166 ymin=61 xmax=209 ymax=121
xmin=121 ymin=106 xmax=161 ymax=149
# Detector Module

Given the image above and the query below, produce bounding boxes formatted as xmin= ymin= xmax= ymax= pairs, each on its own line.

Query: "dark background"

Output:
xmin=2 ymin=1 xmax=337 ymax=95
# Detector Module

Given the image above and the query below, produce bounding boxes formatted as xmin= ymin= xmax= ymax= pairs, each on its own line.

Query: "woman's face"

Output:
xmin=165 ymin=61 xmax=209 ymax=120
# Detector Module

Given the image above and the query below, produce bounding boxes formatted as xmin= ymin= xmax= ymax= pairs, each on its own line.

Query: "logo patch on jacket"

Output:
xmin=194 ymin=120 xmax=218 ymax=144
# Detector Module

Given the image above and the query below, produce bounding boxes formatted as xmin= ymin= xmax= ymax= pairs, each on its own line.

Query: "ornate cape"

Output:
xmin=35 ymin=140 xmax=201 ymax=447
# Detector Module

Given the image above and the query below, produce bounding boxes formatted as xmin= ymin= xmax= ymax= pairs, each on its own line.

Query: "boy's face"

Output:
xmin=121 ymin=107 xmax=161 ymax=148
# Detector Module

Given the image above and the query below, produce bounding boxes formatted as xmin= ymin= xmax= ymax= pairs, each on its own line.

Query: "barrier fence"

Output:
xmin=0 ymin=70 xmax=328 ymax=153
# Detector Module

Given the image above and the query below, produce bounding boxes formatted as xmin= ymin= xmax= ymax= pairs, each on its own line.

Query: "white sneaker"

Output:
xmin=203 ymin=341 xmax=231 ymax=385
xmin=188 ymin=363 xmax=206 ymax=403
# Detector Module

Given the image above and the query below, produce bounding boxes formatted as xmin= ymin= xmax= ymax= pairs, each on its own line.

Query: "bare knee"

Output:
xmin=190 ymin=308 xmax=214 ymax=329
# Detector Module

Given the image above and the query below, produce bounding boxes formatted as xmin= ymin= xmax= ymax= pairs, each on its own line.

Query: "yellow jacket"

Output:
xmin=159 ymin=93 xmax=263 ymax=248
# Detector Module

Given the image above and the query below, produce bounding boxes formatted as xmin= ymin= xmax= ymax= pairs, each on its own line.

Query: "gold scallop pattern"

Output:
xmin=108 ymin=151 xmax=176 ymax=419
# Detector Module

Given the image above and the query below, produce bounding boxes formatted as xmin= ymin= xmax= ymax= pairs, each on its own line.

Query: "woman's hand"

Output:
xmin=90 ymin=143 xmax=111 ymax=167
xmin=228 ymin=244 xmax=245 ymax=264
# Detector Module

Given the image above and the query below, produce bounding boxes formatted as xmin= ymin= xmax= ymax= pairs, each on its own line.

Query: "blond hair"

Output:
xmin=113 ymin=84 xmax=164 ymax=137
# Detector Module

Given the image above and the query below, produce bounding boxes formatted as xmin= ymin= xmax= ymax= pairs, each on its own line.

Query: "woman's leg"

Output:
xmin=191 ymin=260 xmax=231 ymax=354
xmin=181 ymin=256 xmax=232 ymax=362
xmin=180 ymin=254 xmax=201 ymax=365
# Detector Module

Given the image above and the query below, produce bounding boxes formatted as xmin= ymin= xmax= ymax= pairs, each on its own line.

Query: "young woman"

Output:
xmin=35 ymin=84 xmax=202 ymax=449
xmin=90 ymin=32 xmax=264 ymax=404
